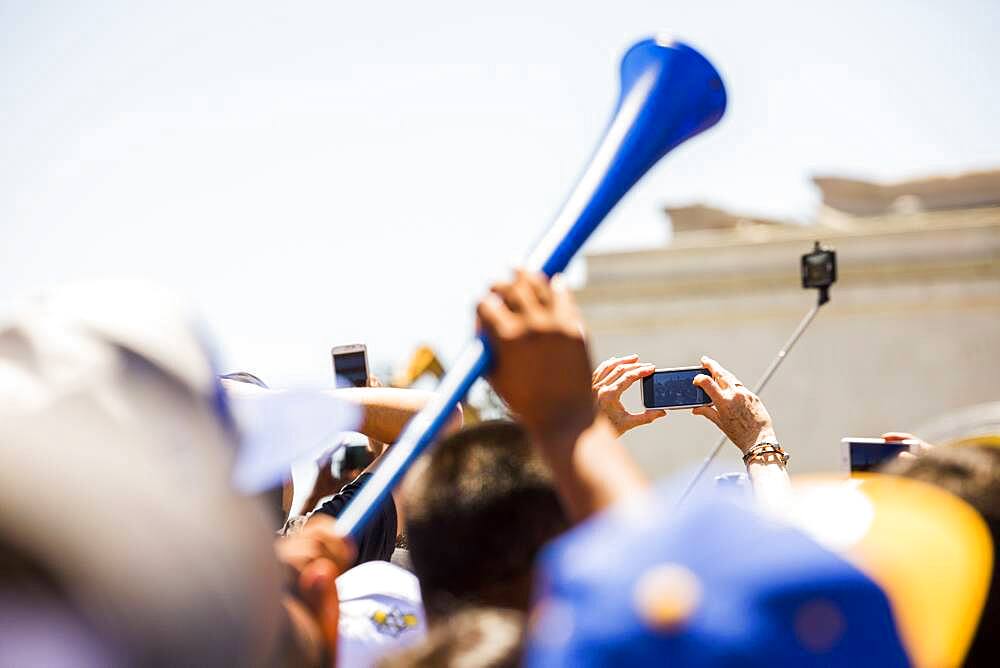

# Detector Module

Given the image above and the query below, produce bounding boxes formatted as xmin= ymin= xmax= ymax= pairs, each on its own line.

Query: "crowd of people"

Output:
xmin=0 ymin=272 xmax=996 ymax=667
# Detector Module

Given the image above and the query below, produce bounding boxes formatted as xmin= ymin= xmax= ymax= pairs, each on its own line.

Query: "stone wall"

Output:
xmin=575 ymin=207 xmax=1000 ymax=481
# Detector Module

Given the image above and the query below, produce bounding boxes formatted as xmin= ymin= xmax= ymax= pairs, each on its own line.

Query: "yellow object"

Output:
xmin=392 ymin=345 xmax=446 ymax=388
xmin=392 ymin=345 xmax=481 ymax=423
xmin=790 ymin=474 xmax=994 ymax=667
xmin=948 ymin=434 xmax=1000 ymax=449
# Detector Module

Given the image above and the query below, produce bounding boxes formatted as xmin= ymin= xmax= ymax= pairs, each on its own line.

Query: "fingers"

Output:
xmin=489 ymin=269 xmax=585 ymax=341
xmin=477 ymin=292 xmax=516 ymax=340
xmin=490 ymin=269 xmax=552 ymax=313
xmin=700 ymin=356 xmax=726 ymax=386
xmin=550 ymin=274 xmax=583 ymax=327
xmin=692 ymin=374 xmax=725 ymax=404
xmin=301 ymin=515 xmax=357 ymax=571
xmin=593 ymin=354 xmax=640 ymax=384
xmin=605 ymin=363 xmax=655 ymax=396
xmin=692 ymin=405 xmax=722 ymax=428
xmin=701 ymin=356 xmax=741 ymax=390
xmin=509 ymin=269 xmax=543 ymax=314
xmin=489 ymin=280 xmax=524 ymax=314
xmin=490 ymin=277 xmax=535 ymax=316
xmin=625 ymin=409 xmax=667 ymax=429
xmin=598 ymin=361 xmax=652 ymax=392
xmin=882 ymin=432 xmax=933 ymax=455
xmin=521 ymin=269 xmax=554 ymax=307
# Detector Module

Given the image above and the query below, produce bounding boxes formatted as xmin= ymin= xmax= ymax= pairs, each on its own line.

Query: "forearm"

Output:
xmin=280 ymin=596 xmax=328 ymax=668
xmin=326 ymin=387 xmax=463 ymax=444
xmin=534 ymin=415 xmax=649 ymax=523
xmin=740 ymin=429 xmax=791 ymax=512
xmin=745 ymin=459 xmax=791 ymax=513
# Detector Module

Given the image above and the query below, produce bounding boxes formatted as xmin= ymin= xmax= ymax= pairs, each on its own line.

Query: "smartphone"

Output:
xmin=840 ymin=437 xmax=917 ymax=473
xmin=342 ymin=443 xmax=374 ymax=471
xmin=331 ymin=344 xmax=369 ymax=389
xmin=640 ymin=366 xmax=712 ymax=410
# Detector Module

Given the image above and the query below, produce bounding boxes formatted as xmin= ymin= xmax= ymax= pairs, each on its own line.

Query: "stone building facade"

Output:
xmin=575 ymin=171 xmax=1000 ymax=481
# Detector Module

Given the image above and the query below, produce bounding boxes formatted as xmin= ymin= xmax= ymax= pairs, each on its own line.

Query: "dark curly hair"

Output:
xmin=402 ymin=420 xmax=569 ymax=618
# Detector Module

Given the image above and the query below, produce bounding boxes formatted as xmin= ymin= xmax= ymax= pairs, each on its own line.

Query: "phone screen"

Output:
xmin=641 ymin=368 xmax=711 ymax=409
xmin=333 ymin=351 xmax=368 ymax=388
xmin=844 ymin=440 xmax=911 ymax=473
xmin=342 ymin=443 xmax=374 ymax=470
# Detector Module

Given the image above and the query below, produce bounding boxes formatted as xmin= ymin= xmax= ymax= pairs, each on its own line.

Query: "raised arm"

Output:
xmin=275 ymin=514 xmax=355 ymax=666
xmin=692 ymin=356 xmax=791 ymax=510
xmin=477 ymin=270 xmax=648 ymax=523
xmin=304 ymin=387 xmax=463 ymax=543
xmin=326 ymin=386 xmax=463 ymax=445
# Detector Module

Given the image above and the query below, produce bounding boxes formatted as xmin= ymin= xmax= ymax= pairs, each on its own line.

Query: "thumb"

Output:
xmin=692 ymin=405 xmax=722 ymax=428
xmin=628 ymin=409 xmax=667 ymax=428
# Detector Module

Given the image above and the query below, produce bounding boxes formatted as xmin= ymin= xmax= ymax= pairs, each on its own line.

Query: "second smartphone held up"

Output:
xmin=641 ymin=366 xmax=713 ymax=410
xmin=332 ymin=344 xmax=370 ymax=389
xmin=841 ymin=437 xmax=917 ymax=473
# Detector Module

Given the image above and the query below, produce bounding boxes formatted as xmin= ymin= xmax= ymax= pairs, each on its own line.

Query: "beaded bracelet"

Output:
xmin=742 ymin=441 xmax=790 ymax=466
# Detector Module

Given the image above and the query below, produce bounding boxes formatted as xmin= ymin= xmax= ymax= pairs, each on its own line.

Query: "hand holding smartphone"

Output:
xmin=640 ymin=366 xmax=713 ymax=410
xmin=841 ymin=437 xmax=917 ymax=473
xmin=331 ymin=344 xmax=369 ymax=388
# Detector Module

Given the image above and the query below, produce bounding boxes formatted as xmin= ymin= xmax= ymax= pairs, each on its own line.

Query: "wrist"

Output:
xmin=525 ymin=406 xmax=596 ymax=449
xmin=743 ymin=441 xmax=789 ymax=468
xmin=609 ymin=417 xmax=628 ymax=438
xmin=739 ymin=427 xmax=777 ymax=454
xmin=532 ymin=414 xmax=647 ymax=522
xmin=528 ymin=417 xmax=592 ymax=452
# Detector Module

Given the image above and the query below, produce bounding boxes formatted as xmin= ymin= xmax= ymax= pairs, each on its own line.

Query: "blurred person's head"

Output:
xmin=0 ymin=281 xmax=283 ymax=666
xmin=0 ymin=536 xmax=122 ymax=667
xmin=881 ymin=442 xmax=1000 ymax=516
xmin=377 ymin=607 xmax=524 ymax=668
xmin=883 ymin=443 xmax=1000 ymax=665
xmin=218 ymin=371 xmax=286 ymax=525
xmin=527 ymin=472 xmax=994 ymax=666
xmin=401 ymin=420 xmax=569 ymax=618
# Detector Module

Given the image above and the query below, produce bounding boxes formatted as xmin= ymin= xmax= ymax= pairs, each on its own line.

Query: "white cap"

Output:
xmin=222 ymin=382 xmax=361 ymax=493
xmin=0 ymin=280 xmax=283 ymax=665
xmin=336 ymin=560 xmax=427 ymax=667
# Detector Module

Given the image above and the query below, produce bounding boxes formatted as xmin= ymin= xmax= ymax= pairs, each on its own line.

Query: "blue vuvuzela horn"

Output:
xmin=337 ymin=38 xmax=727 ymax=538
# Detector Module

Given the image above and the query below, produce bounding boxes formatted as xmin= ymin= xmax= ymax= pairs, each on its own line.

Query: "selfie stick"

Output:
xmin=337 ymin=38 xmax=727 ymax=539
xmin=675 ymin=243 xmax=834 ymax=507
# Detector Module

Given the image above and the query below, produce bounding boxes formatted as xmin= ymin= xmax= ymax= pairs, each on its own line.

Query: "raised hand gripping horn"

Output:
xmin=337 ymin=37 xmax=727 ymax=538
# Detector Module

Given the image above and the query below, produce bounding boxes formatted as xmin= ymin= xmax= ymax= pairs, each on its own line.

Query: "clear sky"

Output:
xmin=3 ymin=0 xmax=999 ymax=384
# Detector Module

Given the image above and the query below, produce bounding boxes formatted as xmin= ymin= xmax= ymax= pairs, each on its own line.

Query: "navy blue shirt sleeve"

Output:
xmin=314 ymin=472 xmax=397 ymax=565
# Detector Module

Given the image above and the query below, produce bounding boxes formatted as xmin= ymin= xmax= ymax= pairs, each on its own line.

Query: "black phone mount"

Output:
xmin=801 ymin=240 xmax=836 ymax=306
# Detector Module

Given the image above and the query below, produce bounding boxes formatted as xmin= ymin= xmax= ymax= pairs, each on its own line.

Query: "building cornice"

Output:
xmin=577 ymin=207 xmax=1000 ymax=305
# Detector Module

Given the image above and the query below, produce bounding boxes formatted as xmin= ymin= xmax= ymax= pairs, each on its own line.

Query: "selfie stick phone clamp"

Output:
xmin=676 ymin=241 xmax=837 ymax=506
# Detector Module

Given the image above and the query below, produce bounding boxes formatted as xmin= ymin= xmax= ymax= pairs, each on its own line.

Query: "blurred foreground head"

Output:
xmin=883 ymin=443 xmax=1000 ymax=665
xmin=0 ymin=281 xmax=282 ymax=666
xmin=402 ymin=420 xmax=569 ymax=618
xmin=527 ymin=473 xmax=993 ymax=667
